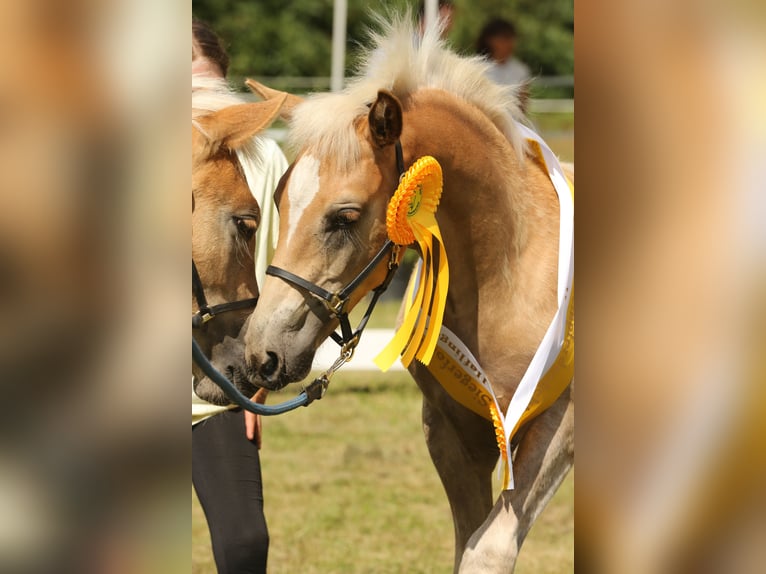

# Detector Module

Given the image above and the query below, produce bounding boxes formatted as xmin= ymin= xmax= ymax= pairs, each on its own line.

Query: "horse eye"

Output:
xmin=233 ymin=216 xmax=257 ymax=241
xmin=333 ymin=208 xmax=361 ymax=229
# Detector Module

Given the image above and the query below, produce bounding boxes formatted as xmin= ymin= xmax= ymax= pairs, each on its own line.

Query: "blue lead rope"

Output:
xmin=192 ymin=338 xmax=329 ymax=415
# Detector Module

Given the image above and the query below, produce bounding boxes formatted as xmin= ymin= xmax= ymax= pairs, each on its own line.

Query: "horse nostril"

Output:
xmin=259 ymin=351 xmax=280 ymax=379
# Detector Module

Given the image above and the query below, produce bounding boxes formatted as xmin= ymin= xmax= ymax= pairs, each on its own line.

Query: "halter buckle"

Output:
xmin=195 ymin=309 xmax=214 ymax=325
xmin=341 ymin=334 xmax=359 ymax=360
xmin=326 ymin=293 xmax=345 ymax=316
xmin=389 ymin=244 xmax=401 ymax=269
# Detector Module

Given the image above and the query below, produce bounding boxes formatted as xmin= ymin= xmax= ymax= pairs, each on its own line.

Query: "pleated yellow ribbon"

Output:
xmin=374 ymin=156 xmax=449 ymax=371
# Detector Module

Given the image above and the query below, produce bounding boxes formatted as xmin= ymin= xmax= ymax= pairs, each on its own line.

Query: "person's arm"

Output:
xmin=244 ymin=388 xmax=270 ymax=447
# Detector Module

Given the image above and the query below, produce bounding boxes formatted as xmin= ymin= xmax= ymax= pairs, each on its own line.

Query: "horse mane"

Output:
xmin=288 ymin=13 xmax=529 ymax=170
xmin=192 ymin=75 xmax=270 ymax=178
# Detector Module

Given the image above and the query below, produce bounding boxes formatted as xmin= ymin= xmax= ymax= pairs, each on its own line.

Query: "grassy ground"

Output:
xmin=537 ymin=115 xmax=574 ymax=163
xmin=193 ymin=372 xmax=573 ymax=573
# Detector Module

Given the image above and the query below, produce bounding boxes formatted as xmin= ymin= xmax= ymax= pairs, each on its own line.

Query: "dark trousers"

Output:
xmin=193 ymin=409 xmax=269 ymax=574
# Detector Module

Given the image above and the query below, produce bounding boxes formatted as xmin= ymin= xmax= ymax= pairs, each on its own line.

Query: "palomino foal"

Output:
xmin=243 ymin=21 xmax=573 ymax=573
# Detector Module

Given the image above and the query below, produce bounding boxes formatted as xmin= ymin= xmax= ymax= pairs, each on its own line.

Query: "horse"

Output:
xmin=242 ymin=20 xmax=573 ymax=573
xmin=192 ymin=77 xmax=286 ymax=405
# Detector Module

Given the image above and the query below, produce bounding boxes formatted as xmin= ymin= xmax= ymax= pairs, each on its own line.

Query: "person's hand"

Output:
xmin=245 ymin=388 xmax=269 ymax=448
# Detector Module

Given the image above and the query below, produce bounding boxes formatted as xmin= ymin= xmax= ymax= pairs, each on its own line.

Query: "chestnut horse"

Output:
xmin=192 ymin=77 xmax=286 ymax=404
xmin=243 ymin=21 xmax=573 ymax=573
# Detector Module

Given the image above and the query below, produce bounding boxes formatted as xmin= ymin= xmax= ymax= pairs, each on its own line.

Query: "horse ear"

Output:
xmin=245 ymin=79 xmax=303 ymax=121
xmin=196 ymin=96 xmax=286 ymax=151
xmin=368 ymin=90 xmax=403 ymax=148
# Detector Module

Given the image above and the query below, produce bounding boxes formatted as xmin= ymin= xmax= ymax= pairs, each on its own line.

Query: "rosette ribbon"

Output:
xmin=374 ymin=156 xmax=449 ymax=371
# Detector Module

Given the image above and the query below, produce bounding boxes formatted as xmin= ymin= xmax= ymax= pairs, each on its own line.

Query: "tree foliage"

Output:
xmin=192 ymin=0 xmax=572 ymax=84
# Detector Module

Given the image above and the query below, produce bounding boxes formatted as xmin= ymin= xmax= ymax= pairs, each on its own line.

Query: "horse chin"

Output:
xmin=193 ymin=375 xmax=231 ymax=406
xmin=193 ymin=334 xmax=261 ymax=403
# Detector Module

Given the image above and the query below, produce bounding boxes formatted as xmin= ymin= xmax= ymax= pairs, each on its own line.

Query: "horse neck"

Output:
xmin=402 ymin=92 xmax=560 ymax=349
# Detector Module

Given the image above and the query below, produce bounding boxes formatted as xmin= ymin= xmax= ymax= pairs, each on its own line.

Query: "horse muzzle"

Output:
xmin=245 ymin=344 xmax=315 ymax=391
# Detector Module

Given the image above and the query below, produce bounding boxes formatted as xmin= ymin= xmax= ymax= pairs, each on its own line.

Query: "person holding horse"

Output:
xmin=192 ymin=17 xmax=287 ymax=574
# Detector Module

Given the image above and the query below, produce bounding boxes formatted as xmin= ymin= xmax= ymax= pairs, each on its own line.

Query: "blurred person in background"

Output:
xmin=192 ymin=16 xmax=288 ymax=574
xmin=477 ymin=18 xmax=531 ymax=86
xmin=192 ymin=16 xmax=229 ymax=78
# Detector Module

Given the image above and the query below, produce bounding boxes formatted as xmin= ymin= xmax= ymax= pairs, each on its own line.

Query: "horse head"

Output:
xmin=243 ymin=90 xmax=405 ymax=390
xmin=192 ymin=95 xmax=285 ymax=403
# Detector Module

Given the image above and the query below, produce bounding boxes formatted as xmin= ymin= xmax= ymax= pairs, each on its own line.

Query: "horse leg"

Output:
xmin=458 ymin=385 xmax=574 ymax=573
xmin=414 ymin=366 xmax=500 ymax=573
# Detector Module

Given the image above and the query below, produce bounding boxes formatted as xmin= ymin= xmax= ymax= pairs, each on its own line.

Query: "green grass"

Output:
xmin=531 ymin=112 xmax=575 ymax=134
xmin=537 ymin=119 xmax=574 ymax=164
xmin=540 ymin=131 xmax=574 ymax=164
xmin=193 ymin=371 xmax=573 ymax=573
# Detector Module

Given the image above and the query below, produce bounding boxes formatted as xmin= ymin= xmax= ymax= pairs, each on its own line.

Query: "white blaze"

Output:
xmin=286 ymin=155 xmax=320 ymax=247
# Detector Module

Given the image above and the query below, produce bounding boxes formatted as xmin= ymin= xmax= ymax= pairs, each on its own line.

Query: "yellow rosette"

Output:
xmin=374 ymin=156 xmax=449 ymax=371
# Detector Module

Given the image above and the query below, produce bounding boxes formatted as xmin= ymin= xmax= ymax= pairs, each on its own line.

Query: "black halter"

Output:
xmin=192 ymin=260 xmax=259 ymax=328
xmin=265 ymin=142 xmax=406 ymax=352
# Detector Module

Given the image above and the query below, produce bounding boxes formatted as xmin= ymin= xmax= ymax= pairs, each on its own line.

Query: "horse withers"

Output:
xmin=192 ymin=79 xmax=286 ymax=404
xmin=242 ymin=20 xmax=573 ymax=574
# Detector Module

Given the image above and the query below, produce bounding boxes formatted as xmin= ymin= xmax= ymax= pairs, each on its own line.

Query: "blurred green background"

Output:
xmin=193 ymin=0 xmax=573 ymax=97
